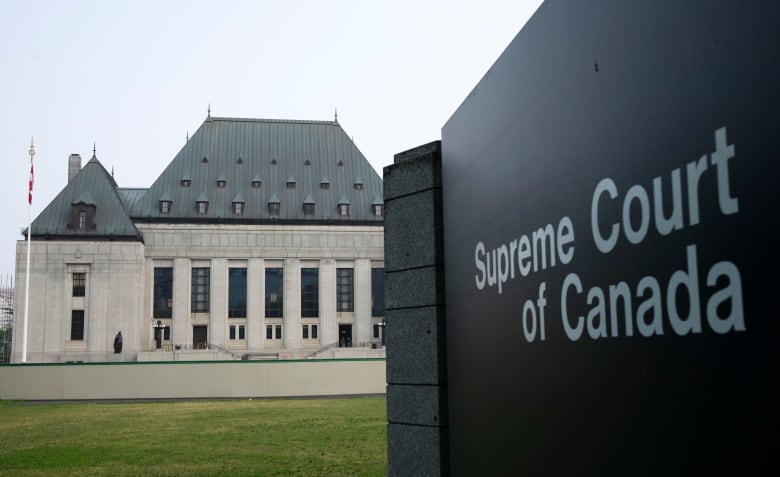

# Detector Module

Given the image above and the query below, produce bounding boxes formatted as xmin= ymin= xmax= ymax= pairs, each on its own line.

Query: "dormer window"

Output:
xmin=251 ymin=175 xmax=262 ymax=188
xmin=303 ymin=195 xmax=315 ymax=218
xmin=354 ymin=179 xmax=364 ymax=190
xmin=181 ymin=176 xmax=191 ymax=187
xmin=69 ymin=193 xmax=96 ymax=231
xmin=268 ymin=194 xmax=280 ymax=218
xmin=372 ymin=197 xmax=384 ymax=217
xmin=70 ymin=205 xmax=96 ymax=231
xmin=320 ymin=177 xmax=331 ymax=190
xmin=232 ymin=194 xmax=245 ymax=215
xmin=286 ymin=176 xmax=296 ymax=189
xmin=338 ymin=196 xmax=350 ymax=217
xmin=217 ymin=176 xmax=227 ymax=188
xmin=159 ymin=193 xmax=173 ymax=214
xmin=196 ymin=193 xmax=209 ymax=214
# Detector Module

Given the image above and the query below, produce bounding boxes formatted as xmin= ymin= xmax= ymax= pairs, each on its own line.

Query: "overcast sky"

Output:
xmin=0 ymin=0 xmax=543 ymax=278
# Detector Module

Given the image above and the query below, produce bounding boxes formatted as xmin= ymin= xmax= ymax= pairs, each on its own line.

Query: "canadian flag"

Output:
xmin=28 ymin=161 xmax=34 ymax=205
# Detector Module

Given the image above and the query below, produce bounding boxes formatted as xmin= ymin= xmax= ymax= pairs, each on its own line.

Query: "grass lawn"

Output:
xmin=0 ymin=396 xmax=387 ymax=477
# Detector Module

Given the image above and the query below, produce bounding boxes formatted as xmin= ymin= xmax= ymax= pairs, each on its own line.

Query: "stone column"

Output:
xmin=283 ymin=258 xmax=301 ymax=351
xmin=210 ymin=258 xmax=228 ymax=347
xmin=172 ymin=258 xmax=191 ymax=348
xmin=354 ymin=258 xmax=372 ymax=345
xmin=247 ymin=258 xmax=264 ymax=351
xmin=384 ymin=141 xmax=448 ymax=476
xmin=320 ymin=259 xmax=337 ymax=347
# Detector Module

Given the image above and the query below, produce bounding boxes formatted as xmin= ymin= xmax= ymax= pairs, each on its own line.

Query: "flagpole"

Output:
xmin=22 ymin=138 xmax=34 ymax=363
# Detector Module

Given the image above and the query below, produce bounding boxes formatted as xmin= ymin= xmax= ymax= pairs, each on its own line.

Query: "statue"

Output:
xmin=113 ymin=331 xmax=123 ymax=353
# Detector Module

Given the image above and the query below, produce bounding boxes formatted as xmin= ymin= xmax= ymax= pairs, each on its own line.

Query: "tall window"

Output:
xmin=371 ymin=268 xmax=385 ymax=317
xmin=71 ymin=310 xmax=85 ymax=341
xmin=228 ymin=268 xmax=247 ymax=318
xmin=301 ymin=268 xmax=319 ymax=317
xmin=265 ymin=268 xmax=284 ymax=318
xmin=191 ymin=267 xmax=210 ymax=313
xmin=78 ymin=210 xmax=87 ymax=229
xmin=153 ymin=267 xmax=173 ymax=318
xmin=268 ymin=202 xmax=280 ymax=217
xmin=339 ymin=204 xmax=350 ymax=217
xmin=337 ymin=268 xmax=354 ymax=312
xmin=72 ymin=272 xmax=86 ymax=297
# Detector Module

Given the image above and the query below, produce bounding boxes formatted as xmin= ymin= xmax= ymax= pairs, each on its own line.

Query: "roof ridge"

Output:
xmin=207 ymin=116 xmax=338 ymax=126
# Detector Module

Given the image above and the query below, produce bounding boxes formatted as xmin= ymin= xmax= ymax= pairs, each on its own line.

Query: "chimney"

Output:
xmin=68 ymin=154 xmax=82 ymax=182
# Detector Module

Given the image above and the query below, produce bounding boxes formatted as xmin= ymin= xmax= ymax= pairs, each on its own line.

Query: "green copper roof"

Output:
xmin=130 ymin=117 xmax=383 ymax=222
xmin=30 ymin=156 xmax=142 ymax=239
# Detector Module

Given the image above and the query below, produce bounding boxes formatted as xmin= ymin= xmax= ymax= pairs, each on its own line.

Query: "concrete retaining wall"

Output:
xmin=0 ymin=359 xmax=386 ymax=400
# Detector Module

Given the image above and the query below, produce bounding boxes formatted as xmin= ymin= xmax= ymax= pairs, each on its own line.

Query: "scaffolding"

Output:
xmin=0 ymin=275 xmax=12 ymax=363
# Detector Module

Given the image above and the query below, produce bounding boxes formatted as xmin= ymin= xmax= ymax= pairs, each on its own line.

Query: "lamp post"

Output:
xmin=154 ymin=320 xmax=164 ymax=350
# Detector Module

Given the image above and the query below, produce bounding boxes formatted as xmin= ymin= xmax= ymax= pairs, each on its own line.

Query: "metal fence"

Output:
xmin=0 ymin=275 xmax=12 ymax=364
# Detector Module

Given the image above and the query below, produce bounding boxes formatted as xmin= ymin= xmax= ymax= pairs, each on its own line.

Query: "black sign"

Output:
xmin=442 ymin=1 xmax=778 ymax=474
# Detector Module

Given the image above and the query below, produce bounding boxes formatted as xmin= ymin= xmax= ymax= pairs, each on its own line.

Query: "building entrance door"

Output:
xmin=193 ymin=325 xmax=208 ymax=349
xmin=338 ymin=324 xmax=352 ymax=348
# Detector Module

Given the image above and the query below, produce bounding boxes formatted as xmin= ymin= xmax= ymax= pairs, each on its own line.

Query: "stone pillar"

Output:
xmin=320 ymin=259 xmax=337 ymax=347
xmin=284 ymin=258 xmax=301 ymax=351
xmin=354 ymin=258 xmax=372 ymax=345
xmin=210 ymin=258 xmax=228 ymax=347
xmin=384 ymin=141 xmax=448 ymax=476
xmin=172 ymin=258 xmax=191 ymax=349
xmin=247 ymin=258 xmax=264 ymax=351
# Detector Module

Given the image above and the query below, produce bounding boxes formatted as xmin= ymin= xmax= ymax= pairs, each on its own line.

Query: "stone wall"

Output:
xmin=384 ymin=142 xmax=448 ymax=476
xmin=0 ymin=359 xmax=386 ymax=400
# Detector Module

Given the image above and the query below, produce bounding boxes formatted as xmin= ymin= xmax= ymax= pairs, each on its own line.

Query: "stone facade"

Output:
xmin=14 ymin=240 xmax=145 ymax=363
xmin=13 ymin=226 xmax=383 ymax=363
